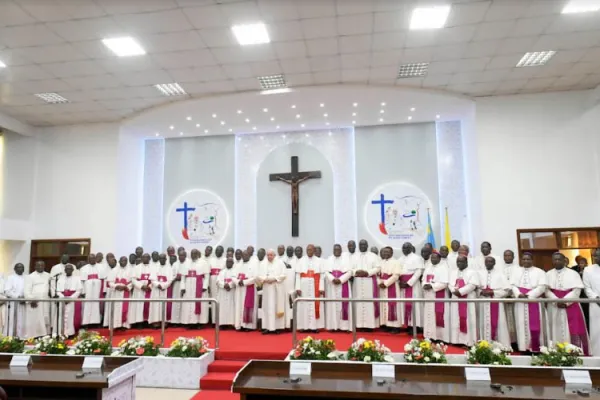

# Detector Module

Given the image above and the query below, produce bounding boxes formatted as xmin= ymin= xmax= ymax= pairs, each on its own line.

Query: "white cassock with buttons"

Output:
xmin=476 ymin=267 xmax=511 ymax=348
xmin=295 ymin=256 xmax=325 ymax=330
xmin=351 ymin=251 xmax=381 ymax=329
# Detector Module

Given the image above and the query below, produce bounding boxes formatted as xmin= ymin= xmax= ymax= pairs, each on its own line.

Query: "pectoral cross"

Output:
xmin=269 ymin=156 xmax=321 ymax=237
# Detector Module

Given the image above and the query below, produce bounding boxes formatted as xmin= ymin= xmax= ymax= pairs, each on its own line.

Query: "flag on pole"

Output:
xmin=426 ymin=209 xmax=436 ymax=249
xmin=444 ymin=207 xmax=452 ymax=247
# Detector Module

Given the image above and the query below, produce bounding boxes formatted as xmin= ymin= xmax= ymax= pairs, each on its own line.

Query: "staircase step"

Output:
xmin=200 ymin=372 xmax=236 ymax=391
xmin=189 ymin=390 xmax=239 ymax=400
xmin=208 ymin=360 xmax=247 ymax=373
xmin=215 ymin=350 xmax=289 ymax=361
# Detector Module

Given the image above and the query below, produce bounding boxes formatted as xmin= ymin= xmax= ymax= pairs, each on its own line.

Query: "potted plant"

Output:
xmin=166 ymin=337 xmax=210 ymax=358
xmin=68 ymin=333 xmax=112 ymax=356
xmin=403 ymin=338 xmax=447 ymax=364
xmin=290 ymin=337 xmax=341 ymax=361
xmin=26 ymin=336 xmax=69 ymax=355
xmin=114 ymin=336 xmax=160 ymax=357
xmin=531 ymin=342 xmax=583 ymax=367
xmin=346 ymin=338 xmax=393 ymax=363
xmin=466 ymin=340 xmax=512 ymax=365
xmin=0 ymin=336 xmax=25 ymax=353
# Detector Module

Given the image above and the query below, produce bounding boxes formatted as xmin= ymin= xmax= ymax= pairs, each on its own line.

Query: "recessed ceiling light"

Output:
xmin=301 ymin=124 xmax=305 ymax=127
xmin=170 ymin=125 xmax=174 ymax=130
xmin=353 ymin=102 xmax=358 ymax=107
xmin=253 ymin=127 xmax=257 ymax=131
xmin=34 ymin=92 xmax=68 ymax=104
xmin=408 ymin=116 xmax=413 ymax=120
xmin=281 ymin=134 xmax=286 ymax=138
xmin=258 ymin=74 xmax=286 ymax=90
xmin=328 ymin=131 xmax=332 ymax=136
xmin=212 ymin=113 xmax=217 ymax=118
xmin=180 ymin=132 xmax=183 ymax=136
xmin=270 ymin=117 xmax=275 ymax=121
xmin=196 ymin=123 xmax=200 ymax=127
xmin=276 ymin=125 xmax=280 ymax=129
xmin=261 ymin=88 xmax=291 ymax=95
xmin=326 ymin=122 xmax=330 ymax=126
xmin=562 ymin=0 xmax=600 ymax=13
xmin=397 ymin=62 xmax=429 ymax=78
xmin=291 ymin=105 xmax=296 ymax=109
xmin=352 ymin=112 xmax=357 ymax=116
xmin=231 ymin=23 xmax=270 ymax=45
xmin=296 ymin=114 xmax=301 ymax=119
xmin=410 ymin=6 xmax=451 ymax=30
xmin=204 ymin=129 xmax=209 ymax=134
xmin=260 ymin=136 xmax=264 ymax=140
xmin=410 ymin=107 xmax=416 ymax=112
xmin=323 ymin=113 xmax=328 ymax=117
xmin=352 ymin=121 xmax=356 ymax=124
xmin=229 ymin=128 xmax=233 ymax=132
xmin=305 ymin=133 xmax=310 ymax=137
xmin=436 ymin=114 xmax=441 ymax=119
xmin=245 ymin=118 xmax=250 ymax=123
xmin=380 ymin=110 xmax=385 ymax=114
xmin=516 ymin=51 xmax=556 ymax=67
xmin=263 ymin=108 xmax=268 ymax=112
xmin=0 ymin=60 xmax=6 ymax=68
xmin=102 ymin=37 xmax=146 ymax=57
xmin=381 ymin=102 xmax=386 ymax=106
xmin=154 ymin=83 xmax=186 ymax=96
xmin=186 ymin=116 xmax=192 ymax=121
xmin=237 ymin=110 xmax=243 ymax=114
xmin=220 ymin=121 xmax=225 ymax=125
xmin=380 ymin=118 xmax=384 ymax=122
xmin=320 ymin=103 xmax=325 ymax=107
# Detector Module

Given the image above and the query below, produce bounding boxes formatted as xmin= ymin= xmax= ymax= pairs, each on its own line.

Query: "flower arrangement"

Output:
xmin=346 ymin=338 xmax=393 ymax=363
xmin=26 ymin=336 xmax=69 ymax=355
xmin=68 ymin=333 xmax=112 ymax=356
xmin=531 ymin=342 xmax=583 ymax=367
xmin=467 ymin=340 xmax=512 ymax=366
xmin=0 ymin=336 xmax=25 ymax=353
xmin=290 ymin=337 xmax=341 ymax=361
xmin=114 ymin=336 xmax=160 ymax=357
xmin=403 ymin=339 xmax=447 ymax=364
xmin=166 ymin=337 xmax=210 ymax=358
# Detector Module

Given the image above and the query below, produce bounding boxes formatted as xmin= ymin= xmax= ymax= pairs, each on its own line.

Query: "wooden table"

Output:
xmin=232 ymin=360 xmax=600 ymax=400
xmin=0 ymin=354 xmax=142 ymax=400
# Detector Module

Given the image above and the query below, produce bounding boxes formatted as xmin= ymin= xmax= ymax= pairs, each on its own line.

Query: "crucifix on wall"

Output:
xmin=269 ymin=156 xmax=321 ymax=237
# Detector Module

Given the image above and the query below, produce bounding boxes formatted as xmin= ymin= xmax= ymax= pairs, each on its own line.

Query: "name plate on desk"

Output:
xmin=465 ymin=367 xmax=491 ymax=382
xmin=289 ymin=361 xmax=311 ymax=376
xmin=562 ymin=370 xmax=592 ymax=386
xmin=10 ymin=355 xmax=32 ymax=368
xmin=82 ymin=356 xmax=105 ymax=371
xmin=372 ymin=363 xmax=395 ymax=379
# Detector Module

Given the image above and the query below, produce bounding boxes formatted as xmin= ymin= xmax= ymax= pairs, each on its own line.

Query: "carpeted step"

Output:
xmin=208 ymin=360 xmax=247 ymax=373
xmin=200 ymin=372 xmax=236 ymax=391
xmin=189 ymin=390 xmax=239 ymax=400
xmin=215 ymin=350 xmax=289 ymax=361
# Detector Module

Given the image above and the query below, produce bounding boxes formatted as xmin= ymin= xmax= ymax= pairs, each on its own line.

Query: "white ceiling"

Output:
xmin=0 ymin=0 xmax=600 ymax=127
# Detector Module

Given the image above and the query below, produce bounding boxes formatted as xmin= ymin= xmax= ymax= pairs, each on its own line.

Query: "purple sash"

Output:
xmin=518 ymin=287 xmax=541 ymax=351
xmin=456 ymin=278 xmax=468 ymax=333
xmin=166 ymin=285 xmax=173 ymax=321
xmin=331 ymin=270 xmax=349 ymax=320
xmin=140 ymin=273 xmax=151 ymax=321
xmin=552 ymin=288 xmax=590 ymax=355
xmin=381 ymin=273 xmax=397 ymax=321
xmin=400 ymin=274 xmax=414 ymax=325
xmin=485 ymin=286 xmax=499 ymax=340
xmin=426 ymin=274 xmax=445 ymax=328
xmin=239 ymin=273 xmax=255 ymax=324
xmin=186 ymin=270 xmax=204 ymax=315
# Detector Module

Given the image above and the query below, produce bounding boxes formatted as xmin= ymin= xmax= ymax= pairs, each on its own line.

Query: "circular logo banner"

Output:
xmin=364 ymin=182 xmax=432 ymax=248
xmin=166 ymin=189 xmax=229 ymax=247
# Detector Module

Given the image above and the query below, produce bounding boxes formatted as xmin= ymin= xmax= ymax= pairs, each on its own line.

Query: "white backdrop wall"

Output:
xmin=475 ymin=90 xmax=600 ymax=253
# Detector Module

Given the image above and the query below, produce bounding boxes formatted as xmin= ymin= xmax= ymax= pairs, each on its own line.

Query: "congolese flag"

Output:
xmin=426 ymin=209 xmax=436 ymax=249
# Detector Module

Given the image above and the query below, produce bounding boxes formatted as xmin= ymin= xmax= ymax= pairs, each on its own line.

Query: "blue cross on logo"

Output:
xmin=176 ymin=202 xmax=196 ymax=230
xmin=371 ymin=194 xmax=394 ymax=225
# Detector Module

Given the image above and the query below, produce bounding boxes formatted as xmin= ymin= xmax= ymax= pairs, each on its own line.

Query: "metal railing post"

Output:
xmin=411 ymin=300 xmax=417 ymax=339
xmin=214 ymin=299 xmax=220 ymax=349
xmin=540 ymin=300 xmax=548 ymax=346
xmin=351 ymin=299 xmax=357 ymax=344
xmin=160 ymin=301 xmax=166 ymax=347
xmin=292 ymin=298 xmax=298 ymax=347
xmin=108 ymin=299 xmax=115 ymax=345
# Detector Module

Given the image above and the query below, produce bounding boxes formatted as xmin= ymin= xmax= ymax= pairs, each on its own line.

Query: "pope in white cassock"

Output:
xmin=130 ymin=254 xmax=157 ymax=324
xmin=296 ymin=245 xmax=325 ymax=331
xmin=217 ymin=257 xmax=238 ymax=327
xmin=208 ymin=246 xmax=225 ymax=324
xmin=80 ymin=254 xmax=105 ymax=326
xmin=510 ymin=253 xmax=547 ymax=352
xmin=180 ymin=250 xmax=210 ymax=326
xmin=169 ymin=252 xmax=189 ymax=324
xmin=351 ymin=240 xmax=381 ymax=330
xmin=148 ymin=254 xmax=173 ymax=326
xmin=324 ymin=244 xmax=352 ymax=331
xmin=257 ymin=249 xmax=286 ymax=333
xmin=56 ymin=264 xmax=83 ymax=337
xmin=583 ymin=249 xmax=600 ymax=356
xmin=378 ymin=247 xmax=402 ymax=330
xmin=501 ymin=250 xmax=519 ymax=345
xmin=24 ymin=261 xmax=50 ymax=338
xmin=107 ymin=257 xmax=133 ymax=329
xmin=4 ymin=263 xmax=26 ymax=337
xmin=422 ymin=252 xmax=450 ymax=343
xmin=234 ymin=251 xmax=258 ymax=330
xmin=449 ymin=256 xmax=479 ymax=346
xmin=546 ymin=253 xmax=590 ymax=355
xmin=477 ymin=257 xmax=511 ymax=348
xmin=398 ymin=243 xmax=424 ymax=329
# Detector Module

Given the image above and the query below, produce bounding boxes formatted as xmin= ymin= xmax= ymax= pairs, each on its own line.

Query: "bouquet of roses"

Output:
xmin=26 ymin=336 xmax=69 ymax=355
xmin=467 ymin=340 xmax=512 ymax=365
xmin=0 ymin=336 xmax=25 ymax=353
xmin=346 ymin=338 xmax=393 ymax=363
xmin=531 ymin=342 xmax=583 ymax=367
xmin=68 ymin=333 xmax=112 ymax=356
xmin=114 ymin=336 xmax=160 ymax=357
xmin=166 ymin=337 xmax=210 ymax=358
xmin=403 ymin=338 xmax=447 ymax=364
xmin=290 ymin=337 xmax=341 ymax=361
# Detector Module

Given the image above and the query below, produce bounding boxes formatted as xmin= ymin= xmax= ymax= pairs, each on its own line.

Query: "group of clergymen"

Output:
xmin=2 ymin=240 xmax=600 ymax=356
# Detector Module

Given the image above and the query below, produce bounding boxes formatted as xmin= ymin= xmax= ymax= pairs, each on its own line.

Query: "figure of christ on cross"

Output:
xmin=270 ymin=156 xmax=321 ymax=237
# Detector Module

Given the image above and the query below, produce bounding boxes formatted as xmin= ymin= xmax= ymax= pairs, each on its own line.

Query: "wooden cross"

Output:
xmin=269 ymin=156 xmax=321 ymax=237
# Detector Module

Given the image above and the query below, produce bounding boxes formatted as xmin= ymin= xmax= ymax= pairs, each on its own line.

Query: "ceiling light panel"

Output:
xmin=516 ymin=51 xmax=556 ymax=67
xmin=102 ymin=37 xmax=146 ymax=57
xmin=155 ymin=83 xmax=187 ymax=96
xmin=562 ymin=0 xmax=600 ymax=13
xmin=232 ymin=23 xmax=270 ymax=45
xmin=397 ymin=62 xmax=429 ymax=78
xmin=410 ymin=6 xmax=451 ymax=30
xmin=35 ymin=93 xmax=69 ymax=103
xmin=258 ymin=74 xmax=287 ymax=90
xmin=0 ymin=60 xmax=6 ymax=68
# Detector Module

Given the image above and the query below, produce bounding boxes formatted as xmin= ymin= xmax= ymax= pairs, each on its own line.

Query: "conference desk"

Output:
xmin=232 ymin=360 xmax=600 ymax=400
xmin=0 ymin=354 xmax=142 ymax=400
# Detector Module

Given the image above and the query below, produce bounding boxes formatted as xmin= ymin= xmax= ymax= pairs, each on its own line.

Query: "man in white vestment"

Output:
xmin=49 ymin=254 xmax=70 ymax=333
xmin=208 ymin=246 xmax=225 ymax=324
xmin=546 ymin=253 xmax=590 ymax=355
xmin=80 ymin=254 xmax=105 ymax=327
xmin=50 ymin=254 xmax=70 ymax=278
xmin=102 ymin=254 xmax=116 ymax=327
xmin=234 ymin=249 xmax=244 ymax=268
xmin=130 ymin=253 xmax=156 ymax=325
xmin=24 ymin=261 xmax=50 ymax=338
xmin=511 ymin=253 xmax=547 ymax=352
xmin=169 ymin=251 xmax=189 ymax=325
xmin=447 ymin=240 xmax=460 ymax=270
xmin=583 ymin=249 xmax=600 ymax=356
xmin=295 ymin=245 xmax=325 ymax=332
xmin=148 ymin=254 xmax=172 ymax=327
xmin=352 ymin=240 xmax=381 ymax=331
xmin=4 ymin=263 xmax=26 ymax=337
xmin=501 ymin=250 xmax=519 ymax=346
xmin=234 ymin=251 xmax=258 ymax=331
xmin=107 ymin=256 xmax=132 ymax=330
xmin=181 ymin=249 xmax=210 ymax=327
xmin=449 ymin=256 xmax=479 ymax=346
xmin=344 ymin=240 xmax=357 ymax=262
xmin=473 ymin=242 xmax=500 ymax=272
xmin=257 ymin=249 xmax=286 ymax=334
xmin=325 ymin=244 xmax=352 ymax=331
xmin=477 ymin=257 xmax=511 ymax=348
xmin=56 ymin=264 xmax=82 ymax=337
xmin=378 ymin=247 xmax=402 ymax=332
xmin=398 ymin=242 xmax=424 ymax=329
xmin=217 ymin=257 xmax=238 ymax=328
xmin=423 ymin=252 xmax=450 ymax=343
